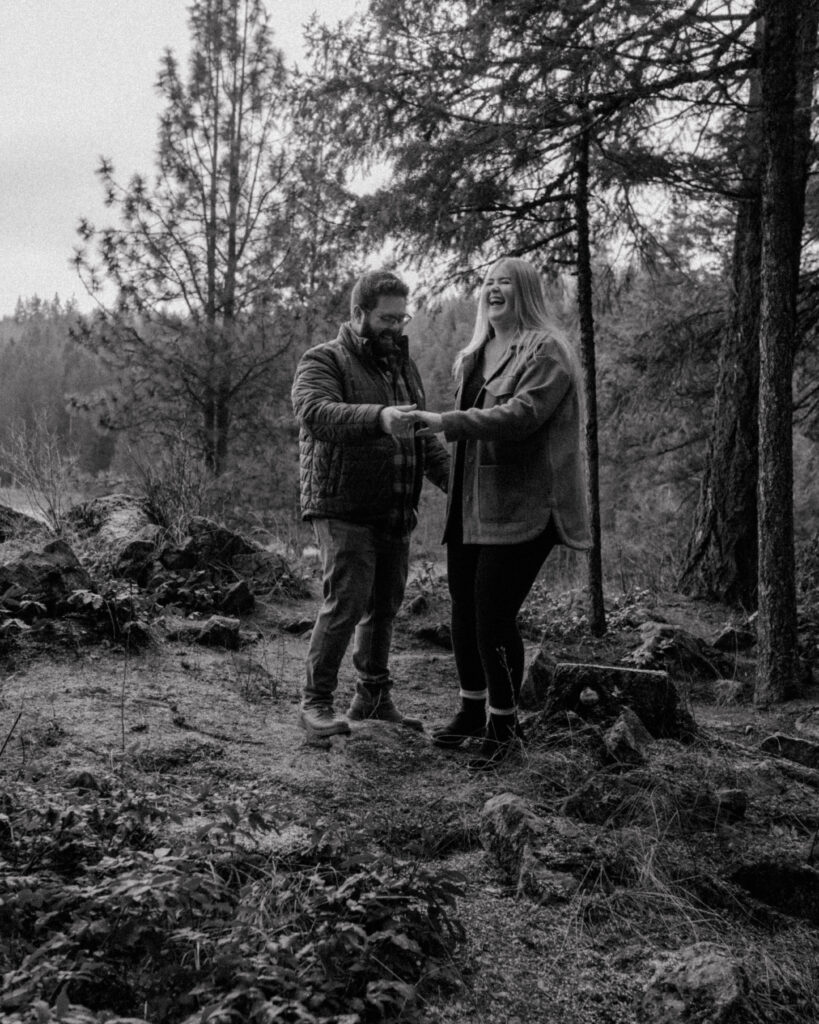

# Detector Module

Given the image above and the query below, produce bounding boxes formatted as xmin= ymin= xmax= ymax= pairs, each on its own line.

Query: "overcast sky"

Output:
xmin=0 ymin=1 xmax=359 ymax=318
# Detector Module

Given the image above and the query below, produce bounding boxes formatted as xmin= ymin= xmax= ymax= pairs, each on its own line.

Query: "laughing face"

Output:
xmin=482 ymin=261 xmax=517 ymax=328
xmin=356 ymin=295 xmax=410 ymax=355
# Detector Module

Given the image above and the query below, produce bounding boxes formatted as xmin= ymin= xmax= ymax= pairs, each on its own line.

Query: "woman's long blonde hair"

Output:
xmin=453 ymin=257 xmax=581 ymax=383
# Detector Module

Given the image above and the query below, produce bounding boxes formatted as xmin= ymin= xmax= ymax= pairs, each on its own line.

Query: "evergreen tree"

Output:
xmin=74 ymin=0 xmax=356 ymax=473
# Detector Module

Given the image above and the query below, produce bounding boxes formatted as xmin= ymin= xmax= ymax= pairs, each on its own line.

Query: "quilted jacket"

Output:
xmin=292 ymin=323 xmax=450 ymax=525
xmin=441 ymin=332 xmax=591 ymax=548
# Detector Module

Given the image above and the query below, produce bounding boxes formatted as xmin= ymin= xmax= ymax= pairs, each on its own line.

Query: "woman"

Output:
xmin=414 ymin=257 xmax=591 ymax=770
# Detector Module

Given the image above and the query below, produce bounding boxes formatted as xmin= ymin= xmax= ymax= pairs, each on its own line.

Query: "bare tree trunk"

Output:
xmin=755 ymin=0 xmax=818 ymax=704
xmin=575 ymin=122 xmax=606 ymax=636
xmin=678 ymin=32 xmax=764 ymax=610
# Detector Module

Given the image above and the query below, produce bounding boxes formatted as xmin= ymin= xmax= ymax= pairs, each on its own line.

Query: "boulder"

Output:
xmin=732 ymin=860 xmax=819 ymax=924
xmin=625 ymin=621 xmax=732 ymax=679
xmin=523 ymin=658 xmax=695 ymax=740
xmin=67 ymin=494 xmax=160 ymax=581
xmin=0 ymin=539 xmax=93 ymax=615
xmin=115 ymin=524 xmax=163 ymax=581
xmin=161 ymin=516 xmax=256 ymax=570
xmin=480 ymin=793 xmax=632 ymax=901
xmin=164 ymin=614 xmax=241 ymax=649
xmin=603 ymin=707 xmax=653 ymax=766
xmin=0 ymin=503 xmax=47 ymax=541
xmin=156 ymin=517 xmax=308 ymax=604
xmin=640 ymin=943 xmax=747 ymax=1023
xmin=711 ymin=625 xmax=756 ymax=653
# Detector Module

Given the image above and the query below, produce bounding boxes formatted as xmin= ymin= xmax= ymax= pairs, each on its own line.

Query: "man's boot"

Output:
xmin=298 ymin=703 xmax=351 ymax=738
xmin=431 ymin=689 xmax=487 ymax=748
xmin=347 ymin=681 xmax=423 ymax=731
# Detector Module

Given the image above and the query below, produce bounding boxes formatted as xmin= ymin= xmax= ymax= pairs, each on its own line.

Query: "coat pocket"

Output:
xmin=477 ymin=464 xmax=528 ymax=522
xmin=483 ymin=375 xmax=517 ymax=404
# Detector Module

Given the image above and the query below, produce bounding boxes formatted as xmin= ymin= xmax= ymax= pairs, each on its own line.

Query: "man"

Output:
xmin=292 ymin=269 xmax=450 ymax=738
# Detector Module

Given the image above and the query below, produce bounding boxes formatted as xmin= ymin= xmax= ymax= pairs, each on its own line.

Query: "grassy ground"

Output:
xmin=1 ymin=547 xmax=819 ymax=1022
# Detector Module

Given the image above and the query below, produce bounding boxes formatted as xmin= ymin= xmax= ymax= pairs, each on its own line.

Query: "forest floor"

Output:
xmin=2 ymin=555 xmax=819 ymax=1023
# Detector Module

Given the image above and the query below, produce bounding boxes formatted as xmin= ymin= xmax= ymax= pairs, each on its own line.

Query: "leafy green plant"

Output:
xmin=0 ymin=785 xmax=464 ymax=1024
xmin=66 ymin=586 xmax=154 ymax=645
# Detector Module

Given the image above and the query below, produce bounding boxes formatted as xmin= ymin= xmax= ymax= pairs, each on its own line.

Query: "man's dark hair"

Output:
xmin=350 ymin=269 xmax=409 ymax=317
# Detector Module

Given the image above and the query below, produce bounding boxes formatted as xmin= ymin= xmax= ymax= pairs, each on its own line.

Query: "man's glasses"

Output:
xmin=377 ymin=313 xmax=413 ymax=327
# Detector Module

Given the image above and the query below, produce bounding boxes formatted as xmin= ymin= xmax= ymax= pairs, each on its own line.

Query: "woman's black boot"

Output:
xmin=468 ymin=712 xmax=521 ymax=771
xmin=432 ymin=693 xmax=487 ymax=748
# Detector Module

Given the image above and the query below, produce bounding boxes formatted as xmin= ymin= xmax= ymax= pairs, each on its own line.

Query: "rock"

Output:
xmin=525 ymin=659 xmax=695 ymax=740
xmin=603 ymin=707 xmax=653 ymax=765
xmin=0 ymin=503 xmax=47 ymax=541
xmin=157 ymin=518 xmax=308 ymax=603
xmin=115 ymin=524 xmax=163 ymax=580
xmin=711 ymin=625 xmax=756 ymax=653
xmin=0 ymin=538 xmax=93 ymax=615
xmin=164 ymin=614 xmax=241 ymax=649
xmin=407 ymin=594 xmax=429 ymax=614
xmin=413 ymin=623 xmax=452 ymax=649
xmin=625 ymin=621 xmax=731 ymax=679
xmin=66 ymin=495 xmax=161 ymax=582
xmin=480 ymin=793 xmax=631 ymax=901
xmin=158 ymin=515 xmax=256 ymax=572
xmin=178 ymin=516 xmax=256 ymax=565
xmin=732 ymin=860 xmax=819 ymax=924
xmin=640 ymin=942 xmax=748 ymax=1023
xmin=220 ymin=579 xmax=255 ymax=615
xmin=759 ymin=733 xmax=819 ymax=770
xmin=69 ymin=493 xmax=148 ymax=534
xmin=65 ymin=769 xmax=103 ymax=792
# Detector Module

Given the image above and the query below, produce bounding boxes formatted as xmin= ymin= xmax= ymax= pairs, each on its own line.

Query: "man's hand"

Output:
xmin=379 ymin=404 xmax=418 ymax=437
xmin=413 ymin=411 xmax=445 ymax=438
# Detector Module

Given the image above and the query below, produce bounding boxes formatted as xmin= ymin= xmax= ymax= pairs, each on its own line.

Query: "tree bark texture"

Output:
xmin=678 ymin=37 xmax=764 ymax=610
xmin=575 ymin=123 xmax=607 ymax=636
xmin=755 ymin=0 xmax=818 ymax=704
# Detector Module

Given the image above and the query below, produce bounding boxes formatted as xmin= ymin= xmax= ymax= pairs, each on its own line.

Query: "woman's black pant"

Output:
xmin=446 ymin=519 xmax=558 ymax=712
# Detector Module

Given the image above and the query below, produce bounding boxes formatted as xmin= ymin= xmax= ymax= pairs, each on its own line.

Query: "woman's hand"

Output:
xmin=413 ymin=411 xmax=445 ymax=437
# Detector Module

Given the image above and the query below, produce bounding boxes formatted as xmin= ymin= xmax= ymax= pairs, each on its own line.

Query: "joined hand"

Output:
xmin=379 ymin=404 xmax=417 ymax=438
xmin=413 ymin=411 xmax=445 ymax=438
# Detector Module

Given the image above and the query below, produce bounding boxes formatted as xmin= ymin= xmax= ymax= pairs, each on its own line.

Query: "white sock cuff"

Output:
xmin=488 ymin=705 xmax=516 ymax=717
xmin=460 ymin=689 xmax=487 ymax=700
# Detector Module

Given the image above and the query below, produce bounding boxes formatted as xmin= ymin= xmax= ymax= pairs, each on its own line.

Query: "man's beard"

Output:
xmin=361 ymin=320 xmax=399 ymax=357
